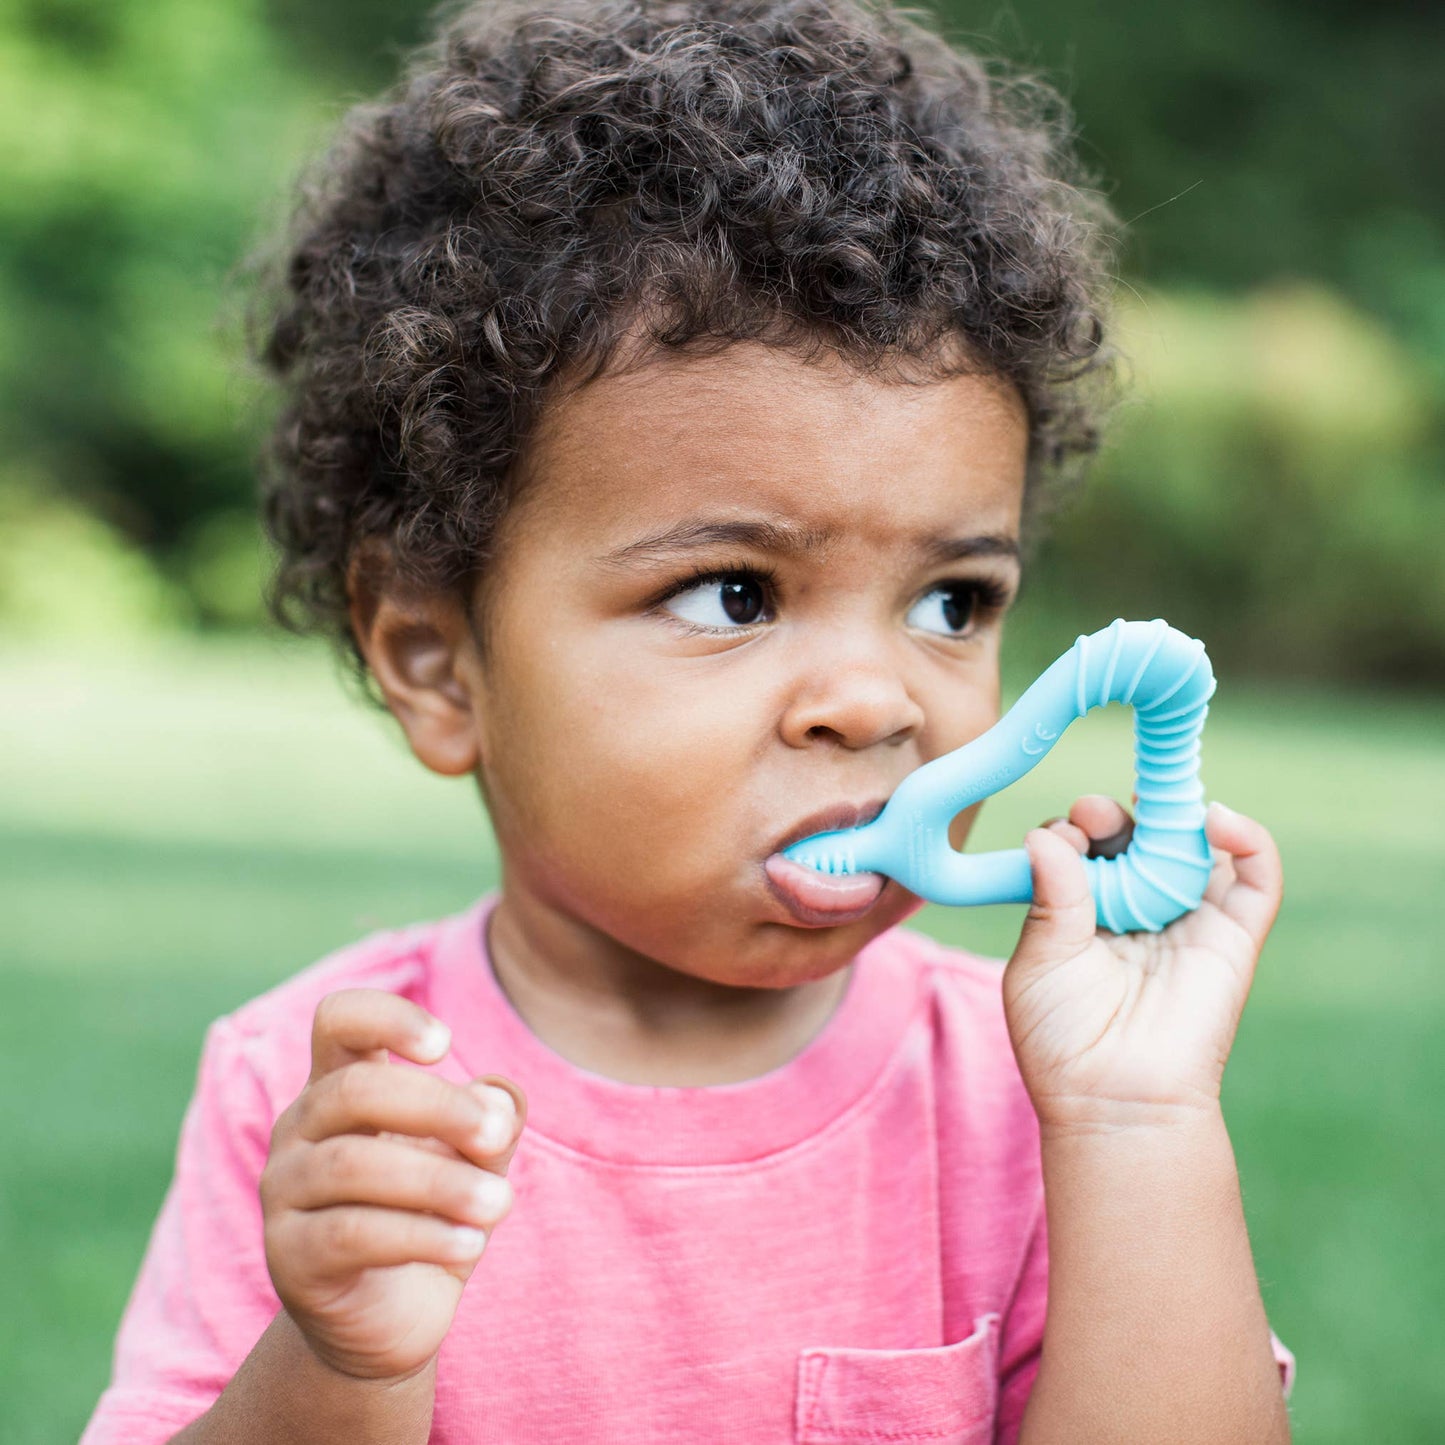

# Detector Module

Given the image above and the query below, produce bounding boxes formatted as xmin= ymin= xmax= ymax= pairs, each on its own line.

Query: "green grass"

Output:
xmin=4 ymin=635 xmax=1443 ymax=1444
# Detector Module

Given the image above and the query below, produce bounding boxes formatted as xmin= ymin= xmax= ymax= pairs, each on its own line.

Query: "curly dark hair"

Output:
xmin=244 ymin=0 xmax=1123 ymax=703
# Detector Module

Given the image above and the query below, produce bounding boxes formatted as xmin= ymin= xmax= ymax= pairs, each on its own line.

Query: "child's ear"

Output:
xmin=346 ymin=544 xmax=488 ymax=778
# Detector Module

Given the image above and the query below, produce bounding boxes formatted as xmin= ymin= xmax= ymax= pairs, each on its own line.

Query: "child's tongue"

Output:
xmin=763 ymin=853 xmax=885 ymax=924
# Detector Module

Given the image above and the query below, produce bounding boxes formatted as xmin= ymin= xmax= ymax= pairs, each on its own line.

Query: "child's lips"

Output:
xmin=763 ymin=853 xmax=887 ymax=927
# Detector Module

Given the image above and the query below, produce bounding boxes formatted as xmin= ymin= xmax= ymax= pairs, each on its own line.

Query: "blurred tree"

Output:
xmin=260 ymin=0 xmax=437 ymax=88
xmin=0 ymin=0 xmax=1440 ymax=681
xmin=1026 ymin=283 xmax=1445 ymax=689
xmin=0 ymin=0 xmax=327 ymax=562
xmin=952 ymin=0 xmax=1444 ymax=333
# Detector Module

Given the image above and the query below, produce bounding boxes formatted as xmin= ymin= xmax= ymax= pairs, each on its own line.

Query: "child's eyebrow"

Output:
xmin=600 ymin=518 xmax=1019 ymax=568
xmin=919 ymin=534 xmax=1021 ymax=567
xmin=600 ymin=518 xmax=833 ymax=566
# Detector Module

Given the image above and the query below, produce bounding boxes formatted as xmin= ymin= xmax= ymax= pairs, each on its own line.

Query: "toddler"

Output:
xmin=81 ymin=0 xmax=1296 ymax=1440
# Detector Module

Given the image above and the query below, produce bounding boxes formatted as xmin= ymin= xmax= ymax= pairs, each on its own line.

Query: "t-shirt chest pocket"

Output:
xmin=793 ymin=1311 xmax=1001 ymax=1445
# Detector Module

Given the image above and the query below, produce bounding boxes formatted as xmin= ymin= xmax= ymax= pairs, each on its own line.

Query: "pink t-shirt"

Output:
xmin=81 ymin=895 xmax=1294 ymax=1444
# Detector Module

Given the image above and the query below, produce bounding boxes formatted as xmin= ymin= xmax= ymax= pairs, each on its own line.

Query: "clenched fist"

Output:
xmin=259 ymin=988 xmax=526 ymax=1383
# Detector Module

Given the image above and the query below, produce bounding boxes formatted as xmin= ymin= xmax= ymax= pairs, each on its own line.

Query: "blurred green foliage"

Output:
xmin=0 ymin=0 xmax=326 ymax=581
xmin=0 ymin=0 xmax=1441 ymax=685
xmin=1028 ymin=283 xmax=1445 ymax=686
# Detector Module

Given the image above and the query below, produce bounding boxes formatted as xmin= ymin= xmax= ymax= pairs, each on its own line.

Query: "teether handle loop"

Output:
xmin=966 ymin=617 xmax=1214 ymax=931
xmin=790 ymin=618 xmax=1217 ymax=933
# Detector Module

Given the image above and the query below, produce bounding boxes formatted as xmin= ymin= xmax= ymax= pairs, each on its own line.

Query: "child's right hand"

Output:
xmin=260 ymin=988 xmax=525 ymax=1383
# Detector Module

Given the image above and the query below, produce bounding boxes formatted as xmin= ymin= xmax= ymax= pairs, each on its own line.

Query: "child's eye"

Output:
xmin=906 ymin=581 xmax=994 ymax=637
xmin=662 ymin=572 xmax=772 ymax=630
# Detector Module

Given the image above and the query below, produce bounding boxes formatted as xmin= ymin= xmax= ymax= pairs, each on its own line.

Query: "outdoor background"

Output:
xmin=2 ymin=0 xmax=1441 ymax=1441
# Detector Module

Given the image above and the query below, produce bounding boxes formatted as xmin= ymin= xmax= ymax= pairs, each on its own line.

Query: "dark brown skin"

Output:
xmin=173 ymin=341 xmax=1288 ymax=1442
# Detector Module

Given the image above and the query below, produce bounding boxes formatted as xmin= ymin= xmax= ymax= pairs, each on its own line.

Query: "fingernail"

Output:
xmin=473 ymin=1083 xmax=515 ymax=1116
xmin=476 ymin=1114 xmax=511 ymax=1153
xmin=473 ymin=1086 xmax=515 ymax=1152
xmin=469 ymin=1174 xmax=512 ymax=1216
xmin=448 ymin=1226 xmax=488 ymax=1258
xmin=1208 ymin=800 xmax=1237 ymax=820
xmin=419 ymin=1021 xmax=451 ymax=1059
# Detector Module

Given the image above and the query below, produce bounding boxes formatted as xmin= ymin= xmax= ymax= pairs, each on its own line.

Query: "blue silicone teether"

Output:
xmin=784 ymin=617 xmax=1217 ymax=934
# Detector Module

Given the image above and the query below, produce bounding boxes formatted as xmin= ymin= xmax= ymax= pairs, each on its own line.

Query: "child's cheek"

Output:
xmin=495 ymin=648 xmax=758 ymax=884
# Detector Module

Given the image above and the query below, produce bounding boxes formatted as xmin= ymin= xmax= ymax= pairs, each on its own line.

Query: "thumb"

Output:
xmin=1011 ymin=827 xmax=1099 ymax=980
xmin=468 ymin=1075 xmax=527 ymax=1175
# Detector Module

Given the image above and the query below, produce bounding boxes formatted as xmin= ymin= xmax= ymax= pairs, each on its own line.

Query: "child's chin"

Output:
xmin=745 ymin=885 xmax=917 ymax=973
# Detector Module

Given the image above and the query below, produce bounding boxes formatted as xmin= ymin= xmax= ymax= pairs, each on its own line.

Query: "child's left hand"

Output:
xmin=1002 ymin=796 xmax=1283 ymax=1133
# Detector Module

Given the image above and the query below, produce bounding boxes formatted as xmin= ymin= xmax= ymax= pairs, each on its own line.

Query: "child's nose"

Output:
xmin=777 ymin=638 xmax=925 ymax=751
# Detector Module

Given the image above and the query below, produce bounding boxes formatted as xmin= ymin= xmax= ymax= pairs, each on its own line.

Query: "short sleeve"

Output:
xmin=993 ymin=1194 xmax=1047 ymax=1445
xmin=1270 ymin=1328 xmax=1297 ymax=1399
xmin=80 ymin=1017 xmax=283 ymax=1444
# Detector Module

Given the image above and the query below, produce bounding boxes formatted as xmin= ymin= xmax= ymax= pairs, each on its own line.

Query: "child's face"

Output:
xmin=417 ymin=341 xmax=1025 ymax=986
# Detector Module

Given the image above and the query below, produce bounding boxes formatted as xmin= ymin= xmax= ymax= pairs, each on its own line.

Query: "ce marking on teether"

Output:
xmin=1020 ymin=722 xmax=1058 ymax=756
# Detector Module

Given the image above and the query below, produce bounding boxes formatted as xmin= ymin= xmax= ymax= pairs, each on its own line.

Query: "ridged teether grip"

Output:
xmin=783 ymin=618 xmax=1217 ymax=934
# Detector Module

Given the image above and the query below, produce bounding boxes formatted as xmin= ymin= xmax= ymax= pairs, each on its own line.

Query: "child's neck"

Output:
xmin=485 ymin=894 xmax=854 ymax=1088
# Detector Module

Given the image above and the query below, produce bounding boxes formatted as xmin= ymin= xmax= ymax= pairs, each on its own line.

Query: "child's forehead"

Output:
xmin=537 ymin=337 xmax=1019 ymax=435
xmin=517 ymin=340 xmax=1027 ymax=541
